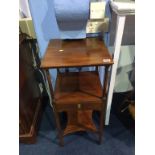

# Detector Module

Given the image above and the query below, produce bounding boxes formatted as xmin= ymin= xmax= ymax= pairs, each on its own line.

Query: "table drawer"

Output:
xmin=55 ymin=100 xmax=105 ymax=112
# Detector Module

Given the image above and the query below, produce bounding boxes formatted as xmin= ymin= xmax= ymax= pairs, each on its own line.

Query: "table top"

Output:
xmin=41 ymin=38 xmax=113 ymax=69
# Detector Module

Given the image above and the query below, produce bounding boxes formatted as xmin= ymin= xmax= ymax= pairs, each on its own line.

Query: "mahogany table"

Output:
xmin=41 ymin=38 xmax=113 ymax=146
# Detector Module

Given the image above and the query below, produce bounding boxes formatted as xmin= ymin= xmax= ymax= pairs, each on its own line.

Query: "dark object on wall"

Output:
xmin=109 ymin=9 xmax=135 ymax=46
xmin=19 ymin=33 xmax=44 ymax=143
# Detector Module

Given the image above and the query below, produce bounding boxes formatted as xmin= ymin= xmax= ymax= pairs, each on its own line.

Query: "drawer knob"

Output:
xmin=78 ymin=104 xmax=81 ymax=109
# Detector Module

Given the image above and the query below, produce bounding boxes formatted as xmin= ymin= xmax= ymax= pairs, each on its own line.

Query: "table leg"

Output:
xmin=45 ymin=69 xmax=64 ymax=146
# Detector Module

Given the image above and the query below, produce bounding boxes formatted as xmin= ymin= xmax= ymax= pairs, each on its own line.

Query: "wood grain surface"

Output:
xmin=41 ymin=38 xmax=113 ymax=69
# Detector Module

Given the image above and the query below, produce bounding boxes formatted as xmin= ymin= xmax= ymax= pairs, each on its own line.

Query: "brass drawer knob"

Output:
xmin=77 ymin=104 xmax=81 ymax=109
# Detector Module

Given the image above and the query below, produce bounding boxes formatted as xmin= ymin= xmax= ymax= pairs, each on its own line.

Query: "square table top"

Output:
xmin=41 ymin=37 xmax=113 ymax=69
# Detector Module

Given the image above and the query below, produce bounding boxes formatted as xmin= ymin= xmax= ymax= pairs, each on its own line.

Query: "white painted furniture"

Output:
xmin=105 ymin=0 xmax=135 ymax=125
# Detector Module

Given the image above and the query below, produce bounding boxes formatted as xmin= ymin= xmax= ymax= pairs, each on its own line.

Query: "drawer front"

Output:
xmin=55 ymin=100 xmax=105 ymax=112
xmin=81 ymin=102 xmax=103 ymax=111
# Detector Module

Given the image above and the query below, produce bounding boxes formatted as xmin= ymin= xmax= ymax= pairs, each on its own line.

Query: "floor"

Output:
xmin=19 ymin=93 xmax=135 ymax=155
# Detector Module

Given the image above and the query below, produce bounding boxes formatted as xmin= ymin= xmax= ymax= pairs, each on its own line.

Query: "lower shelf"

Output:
xmin=63 ymin=110 xmax=97 ymax=136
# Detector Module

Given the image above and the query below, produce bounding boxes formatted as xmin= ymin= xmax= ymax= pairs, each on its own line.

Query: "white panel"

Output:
xmin=108 ymin=45 xmax=135 ymax=92
xmin=19 ymin=18 xmax=36 ymax=38
xmin=86 ymin=18 xmax=109 ymax=33
xmin=114 ymin=69 xmax=133 ymax=92
xmin=90 ymin=2 xmax=106 ymax=19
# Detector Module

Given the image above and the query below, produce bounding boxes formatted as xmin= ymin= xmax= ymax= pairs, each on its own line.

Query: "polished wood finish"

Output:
xmin=19 ymin=99 xmax=42 ymax=143
xmin=64 ymin=110 xmax=97 ymax=136
xmin=46 ymin=70 xmax=64 ymax=146
xmin=103 ymin=66 xmax=109 ymax=98
xmin=54 ymin=71 xmax=105 ymax=142
xmin=41 ymin=38 xmax=113 ymax=146
xmin=19 ymin=34 xmax=42 ymax=143
xmin=41 ymin=38 xmax=113 ymax=69
xmin=54 ymin=71 xmax=103 ymax=109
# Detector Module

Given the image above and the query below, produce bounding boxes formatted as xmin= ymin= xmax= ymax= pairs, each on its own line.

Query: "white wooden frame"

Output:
xmin=105 ymin=1 xmax=135 ymax=125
